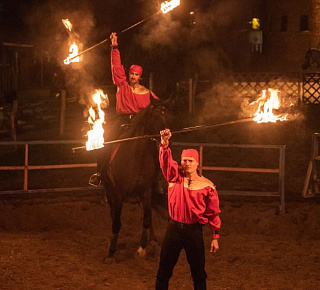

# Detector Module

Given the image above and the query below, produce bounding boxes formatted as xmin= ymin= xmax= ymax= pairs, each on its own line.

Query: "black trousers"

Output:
xmin=156 ymin=219 xmax=207 ymax=290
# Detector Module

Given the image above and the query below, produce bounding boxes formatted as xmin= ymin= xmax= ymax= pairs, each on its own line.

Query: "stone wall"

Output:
xmin=261 ymin=0 xmax=316 ymax=72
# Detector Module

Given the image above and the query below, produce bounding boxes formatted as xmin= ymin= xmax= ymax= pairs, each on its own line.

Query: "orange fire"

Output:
xmin=86 ymin=89 xmax=109 ymax=151
xmin=251 ymin=88 xmax=288 ymax=123
xmin=64 ymin=42 xmax=81 ymax=64
xmin=62 ymin=18 xmax=82 ymax=65
xmin=161 ymin=0 xmax=180 ymax=14
xmin=62 ymin=18 xmax=73 ymax=31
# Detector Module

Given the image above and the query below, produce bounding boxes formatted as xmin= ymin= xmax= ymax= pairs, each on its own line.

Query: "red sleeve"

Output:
xmin=205 ymin=187 xmax=221 ymax=239
xmin=150 ymin=91 xmax=159 ymax=100
xmin=159 ymin=144 xmax=180 ymax=182
xmin=111 ymin=47 xmax=127 ymax=87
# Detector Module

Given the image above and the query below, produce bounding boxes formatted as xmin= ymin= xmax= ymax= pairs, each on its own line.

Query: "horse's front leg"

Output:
xmin=137 ymin=189 xmax=153 ymax=257
xmin=107 ymin=192 xmax=123 ymax=258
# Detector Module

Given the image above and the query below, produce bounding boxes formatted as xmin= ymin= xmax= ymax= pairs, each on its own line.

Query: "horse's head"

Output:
xmin=145 ymin=98 xmax=172 ymax=135
xmin=127 ymin=98 xmax=171 ymax=137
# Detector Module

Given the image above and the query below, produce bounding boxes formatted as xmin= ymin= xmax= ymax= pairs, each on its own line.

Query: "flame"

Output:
xmin=64 ymin=42 xmax=80 ymax=64
xmin=251 ymin=88 xmax=288 ymax=123
xmin=86 ymin=90 xmax=109 ymax=151
xmin=161 ymin=0 xmax=180 ymax=14
xmin=62 ymin=19 xmax=82 ymax=65
xmin=62 ymin=18 xmax=72 ymax=31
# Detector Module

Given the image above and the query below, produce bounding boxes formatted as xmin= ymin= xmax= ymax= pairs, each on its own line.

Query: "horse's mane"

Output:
xmin=122 ymin=99 xmax=166 ymax=137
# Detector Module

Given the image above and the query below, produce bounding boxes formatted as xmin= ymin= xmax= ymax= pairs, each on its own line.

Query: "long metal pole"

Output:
xmin=72 ymin=118 xmax=254 ymax=152
xmin=67 ymin=38 xmax=109 ymax=61
xmin=67 ymin=11 xmax=161 ymax=62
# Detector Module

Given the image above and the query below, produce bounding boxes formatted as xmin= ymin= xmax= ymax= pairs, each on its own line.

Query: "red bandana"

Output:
xmin=129 ymin=65 xmax=143 ymax=76
xmin=181 ymin=149 xmax=199 ymax=163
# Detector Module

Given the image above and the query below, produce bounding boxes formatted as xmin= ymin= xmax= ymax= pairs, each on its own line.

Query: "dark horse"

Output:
xmin=302 ymin=48 xmax=320 ymax=70
xmin=101 ymin=97 xmax=171 ymax=258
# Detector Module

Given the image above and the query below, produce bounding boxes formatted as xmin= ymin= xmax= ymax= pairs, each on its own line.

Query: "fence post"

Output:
xmin=311 ymin=133 xmax=320 ymax=194
xmin=199 ymin=145 xmax=203 ymax=175
xmin=188 ymin=78 xmax=193 ymax=115
xmin=279 ymin=146 xmax=286 ymax=213
xmin=23 ymin=144 xmax=29 ymax=191
xmin=60 ymin=90 xmax=66 ymax=137
xmin=149 ymin=72 xmax=153 ymax=92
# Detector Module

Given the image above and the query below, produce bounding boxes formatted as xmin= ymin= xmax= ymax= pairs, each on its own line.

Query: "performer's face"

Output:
xmin=129 ymin=72 xmax=140 ymax=85
xmin=181 ymin=157 xmax=198 ymax=175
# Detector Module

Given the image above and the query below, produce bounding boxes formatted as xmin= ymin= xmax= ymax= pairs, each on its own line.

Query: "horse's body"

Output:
xmin=102 ymin=98 xmax=171 ymax=258
xmin=302 ymin=48 xmax=320 ymax=70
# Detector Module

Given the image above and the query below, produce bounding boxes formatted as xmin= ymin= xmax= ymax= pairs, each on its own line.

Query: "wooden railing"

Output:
xmin=0 ymin=140 xmax=98 ymax=194
xmin=172 ymin=142 xmax=286 ymax=213
xmin=0 ymin=140 xmax=286 ymax=213
xmin=302 ymin=133 xmax=320 ymax=197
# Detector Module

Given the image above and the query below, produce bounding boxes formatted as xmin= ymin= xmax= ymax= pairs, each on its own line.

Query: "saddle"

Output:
xmin=89 ymin=115 xmax=134 ymax=187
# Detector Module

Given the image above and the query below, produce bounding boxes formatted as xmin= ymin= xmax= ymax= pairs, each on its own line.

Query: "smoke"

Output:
xmin=20 ymin=0 xmax=246 ymax=118
xmin=135 ymin=0 xmax=241 ymax=50
xmin=200 ymin=0 xmax=241 ymax=29
xmin=25 ymin=1 xmax=96 ymax=59
xmin=195 ymin=82 xmax=245 ymax=124
xmin=136 ymin=16 xmax=188 ymax=51
xmin=131 ymin=0 xmax=243 ymax=96
xmin=195 ymin=82 xmax=305 ymax=125
xmin=23 ymin=0 xmax=109 ymax=110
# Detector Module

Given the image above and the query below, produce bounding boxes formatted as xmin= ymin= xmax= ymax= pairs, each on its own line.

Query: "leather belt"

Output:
xmin=169 ymin=218 xmax=202 ymax=229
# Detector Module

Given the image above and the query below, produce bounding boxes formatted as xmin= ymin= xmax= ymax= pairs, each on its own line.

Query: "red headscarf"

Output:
xmin=181 ymin=149 xmax=199 ymax=163
xmin=129 ymin=64 xmax=143 ymax=76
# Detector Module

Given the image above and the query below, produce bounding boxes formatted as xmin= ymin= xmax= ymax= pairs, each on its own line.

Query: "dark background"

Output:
xmin=0 ymin=0 xmax=262 ymax=94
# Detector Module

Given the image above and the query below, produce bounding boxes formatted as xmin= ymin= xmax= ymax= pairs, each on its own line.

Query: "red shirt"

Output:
xmin=159 ymin=144 xmax=221 ymax=239
xmin=111 ymin=47 xmax=158 ymax=114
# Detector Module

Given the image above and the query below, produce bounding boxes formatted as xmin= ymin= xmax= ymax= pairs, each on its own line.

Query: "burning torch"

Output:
xmin=64 ymin=0 xmax=181 ymax=64
xmin=62 ymin=18 xmax=83 ymax=65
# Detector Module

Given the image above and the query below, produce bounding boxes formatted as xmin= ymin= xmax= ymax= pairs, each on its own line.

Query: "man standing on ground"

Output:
xmin=156 ymin=128 xmax=221 ymax=290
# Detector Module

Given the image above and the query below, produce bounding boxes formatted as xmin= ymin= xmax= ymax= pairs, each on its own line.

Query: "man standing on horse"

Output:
xmin=156 ymin=128 xmax=221 ymax=290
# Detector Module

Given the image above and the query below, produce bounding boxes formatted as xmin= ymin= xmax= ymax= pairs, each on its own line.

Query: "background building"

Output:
xmin=236 ymin=0 xmax=318 ymax=72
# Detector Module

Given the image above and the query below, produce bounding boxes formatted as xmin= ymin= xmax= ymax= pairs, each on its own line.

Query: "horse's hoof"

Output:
xmin=103 ymin=252 xmax=115 ymax=264
xmin=136 ymin=246 xmax=146 ymax=258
